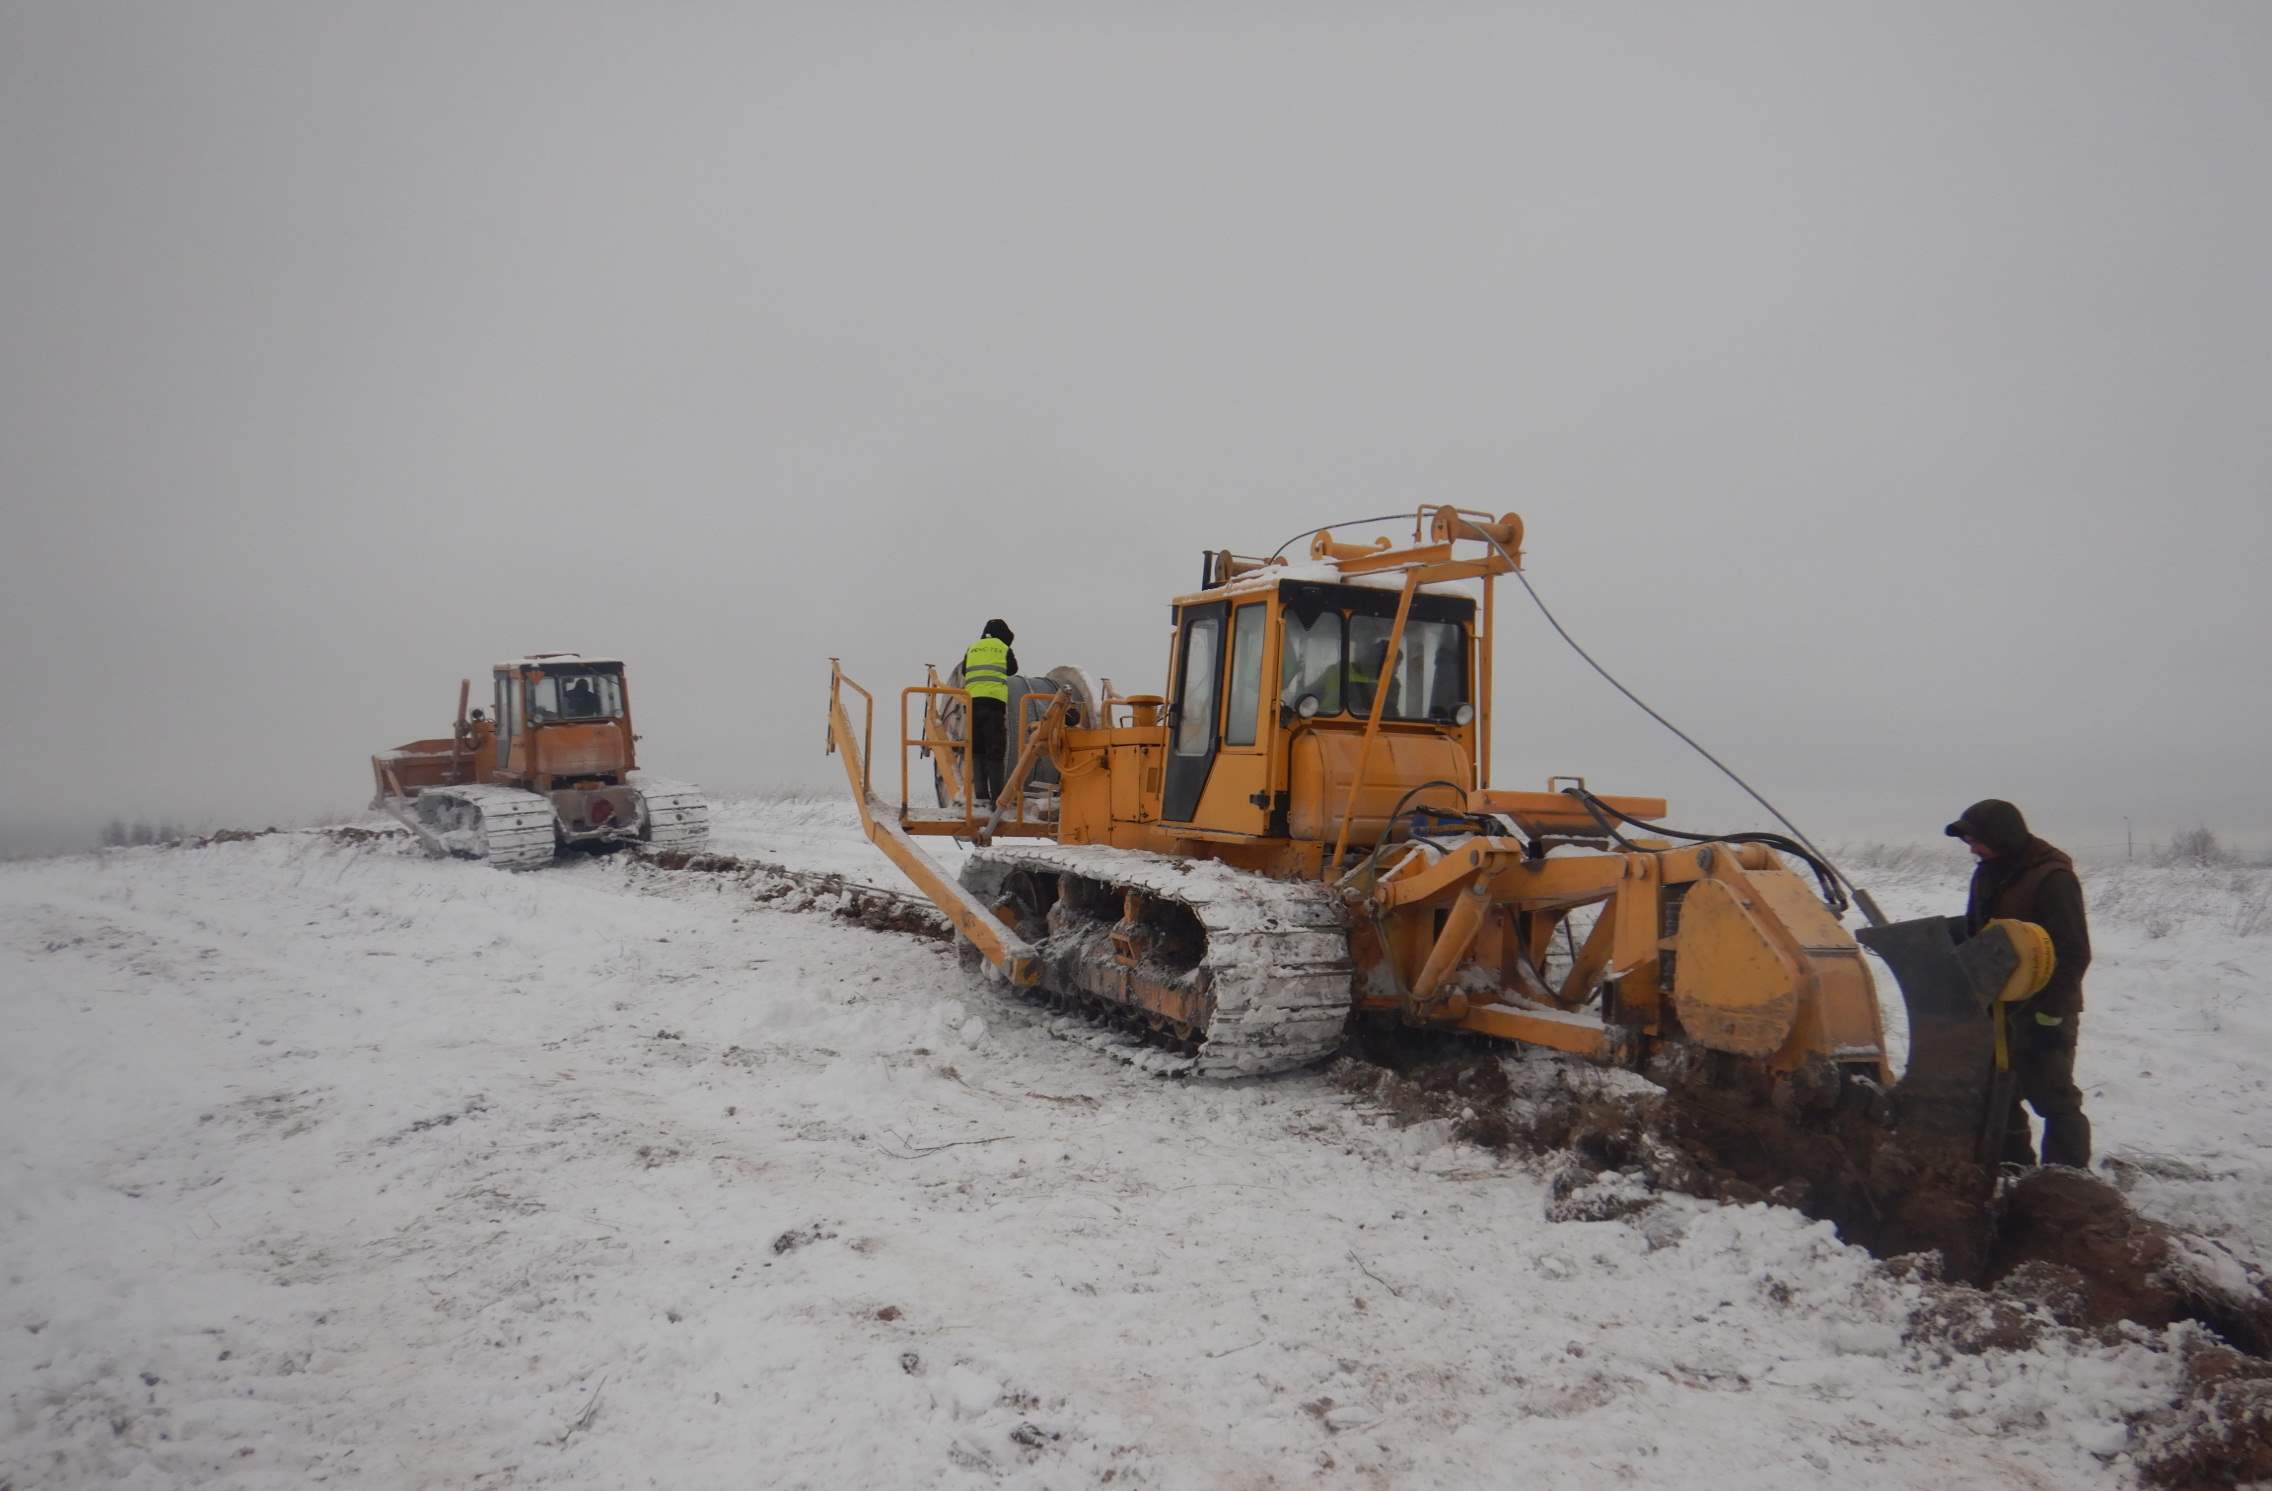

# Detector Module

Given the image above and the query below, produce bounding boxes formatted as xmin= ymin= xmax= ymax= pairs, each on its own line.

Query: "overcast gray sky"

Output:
xmin=4 ymin=2 xmax=2267 ymax=857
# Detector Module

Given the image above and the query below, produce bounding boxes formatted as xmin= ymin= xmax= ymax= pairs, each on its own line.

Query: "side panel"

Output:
xmin=1055 ymin=749 xmax=1114 ymax=844
xmin=1110 ymin=742 xmax=1160 ymax=824
xmin=1051 ymin=728 xmax=1167 ymax=843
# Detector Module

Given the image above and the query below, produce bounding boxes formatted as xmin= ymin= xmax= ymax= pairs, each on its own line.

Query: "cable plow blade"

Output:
xmin=1856 ymin=914 xmax=2036 ymax=1162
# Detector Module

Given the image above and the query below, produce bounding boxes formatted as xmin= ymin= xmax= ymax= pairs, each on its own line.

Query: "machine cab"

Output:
xmin=1162 ymin=571 xmax=1478 ymax=843
xmin=490 ymin=655 xmax=638 ymax=787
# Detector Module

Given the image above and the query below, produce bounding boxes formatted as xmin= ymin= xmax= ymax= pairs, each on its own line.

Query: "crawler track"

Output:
xmin=380 ymin=784 xmax=558 ymax=868
xmin=632 ymin=843 xmax=1354 ymax=1076
xmin=630 ymin=774 xmax=711 ymax=854
xmin=959 ymin=844 xmax=1355 ymax=1078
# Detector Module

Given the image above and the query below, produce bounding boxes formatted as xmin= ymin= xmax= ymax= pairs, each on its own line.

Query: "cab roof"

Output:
xmin=1182 ymin=559 xmax=1480 ymax=606
xmin=493 ymin=654 xmax=624 ymax=672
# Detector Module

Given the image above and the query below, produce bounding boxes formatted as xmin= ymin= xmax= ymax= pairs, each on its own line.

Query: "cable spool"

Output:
xmin=933 ymin=663 xmax=1103 ymax=808
xmin=1310 ymin=531 xmax=1393 ymax=562
xmin=1427 ymin=507 xmax=1524 ymax=559
xmin=1982 ymin=918 xmax=2057 ymax=1002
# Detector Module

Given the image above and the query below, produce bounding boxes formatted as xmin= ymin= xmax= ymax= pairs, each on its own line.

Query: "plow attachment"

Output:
xmin=1858 ymin=914 xmax=2050 ymax=1163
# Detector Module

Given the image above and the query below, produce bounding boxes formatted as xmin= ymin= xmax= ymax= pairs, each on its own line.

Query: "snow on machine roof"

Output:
xmin=492 ymin=654 xmax=625 ymax=673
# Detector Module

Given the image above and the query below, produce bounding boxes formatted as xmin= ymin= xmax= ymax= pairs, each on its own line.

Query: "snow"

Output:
xmin=2 ymin=804 xmax=2264 ymax=1488
xmin=707 ymin=790 xmax=970 ymax=888
xmin=1206 ymin=557 xmax=1484 ymax=601
xmin=492 ymin=654 xmax=624 ymax=671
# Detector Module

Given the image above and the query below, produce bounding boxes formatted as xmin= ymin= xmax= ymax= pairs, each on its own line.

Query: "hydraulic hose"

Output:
xmin=1337 ymin=778 xmax=1470 ymax=889
xmin=1563 ymin=786 xmax=1848 ymax=913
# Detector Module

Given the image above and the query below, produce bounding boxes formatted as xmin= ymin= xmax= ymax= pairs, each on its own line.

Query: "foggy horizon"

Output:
xmin=6 ymin=3 xmax=2268 ymax=860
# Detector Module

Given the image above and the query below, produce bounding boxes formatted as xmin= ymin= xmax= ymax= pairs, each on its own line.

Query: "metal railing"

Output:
xmin=901 ymin=684 xmax=974 ymax=818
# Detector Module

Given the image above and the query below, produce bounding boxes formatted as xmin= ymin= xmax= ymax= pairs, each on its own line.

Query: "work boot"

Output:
xmin=2040 ymin=1112 xmax=2093 ymax=1169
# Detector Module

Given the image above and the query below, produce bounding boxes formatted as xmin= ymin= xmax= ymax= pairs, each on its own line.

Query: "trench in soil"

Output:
xmin=1339 ymin=1027 xmax=2272 ymax=1490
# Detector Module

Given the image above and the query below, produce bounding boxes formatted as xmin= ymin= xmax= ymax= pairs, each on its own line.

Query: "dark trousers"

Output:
xmin=970 ymin=698 xmax=1007 ymax=805
xmin=2000 ymin=1012 xmax=2092 ymax=1168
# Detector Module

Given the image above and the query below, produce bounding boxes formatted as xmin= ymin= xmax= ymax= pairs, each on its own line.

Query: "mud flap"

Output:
xmin=1854 ymin=915 xmax=2023 ymax=1161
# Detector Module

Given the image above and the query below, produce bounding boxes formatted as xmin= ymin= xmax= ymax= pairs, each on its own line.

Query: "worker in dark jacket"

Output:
xmin=962 ymin=620 xmax=1018 ymax=807
xmin=1946 ymin=798 xmax=2093 ymax=1168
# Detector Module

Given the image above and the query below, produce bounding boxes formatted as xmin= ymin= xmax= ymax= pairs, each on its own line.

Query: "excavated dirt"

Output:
xmin=1659 ymin=1073 xmax=2005 ymax=1281
xmin=1335 ymin=1030 xmax=2272 ymax=1487
xmin=1336 ymin=1030 xmax=2272 ymax=1334
xmin=2138 ymin=1342 xmax=2272 ymax=1491
xmin=1338 ymin=1027 xmax=2004 ymax=1278
xmin=139 ymin=824 xmax=404 ymax=850
xmin=1988 ymin=1170 xmax=2272 ymax=1356
xmin=635 ymin=849 xmax=953 ymax=943
xmin=315 ymin=825 xmax=402 ymax=845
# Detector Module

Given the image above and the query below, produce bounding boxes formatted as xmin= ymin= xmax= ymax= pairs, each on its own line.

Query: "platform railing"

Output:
xmin=901 ymin=684 xmax=975 ymax=827
xmin=825 ymin=659 xmax=1039 ymax=986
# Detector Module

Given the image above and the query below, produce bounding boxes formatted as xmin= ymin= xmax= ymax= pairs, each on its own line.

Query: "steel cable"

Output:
xmin=1472 ymin=530 xmax=1881 ymax=924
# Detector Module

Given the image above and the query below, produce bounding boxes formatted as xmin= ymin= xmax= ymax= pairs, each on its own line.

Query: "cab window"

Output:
xmin=531 ymin=671 xmax=622 ymax=721
xmin=495 ymin=676 xmax=514 ymax=766
xmin=1279 ymin=611 xmax=1344 ymax=715
xmin=1174 ymin=615 xmax=1221 ymax=756
xmin=1347 ymin=616 xmax=1465 ymax=721
xmin=1223 ymin=604 xmax=1267 ymax=747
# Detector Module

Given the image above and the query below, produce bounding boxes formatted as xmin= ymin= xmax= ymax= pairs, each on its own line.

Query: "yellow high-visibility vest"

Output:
xmin=963 ymin=637 xmax=1011 ymax=703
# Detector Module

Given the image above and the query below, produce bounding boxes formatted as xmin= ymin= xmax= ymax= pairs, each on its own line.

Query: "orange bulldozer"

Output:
xmin=373 ymin=653 xmax=709 ymax=868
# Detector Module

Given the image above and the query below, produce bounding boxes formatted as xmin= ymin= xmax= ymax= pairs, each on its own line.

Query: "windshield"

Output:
xmin=1282 ymin=609 xmax=1465 ymax=722
xmin=1347 ymin=617 xmax=1464 ymax=721
xmin=1280 ymin=611 xmax=1344 ymax=715
xmin=530 ymin=670 xmax=623 ymax=722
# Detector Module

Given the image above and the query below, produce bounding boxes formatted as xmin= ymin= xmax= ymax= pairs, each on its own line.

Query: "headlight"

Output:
xmin=1454 ymin=703 xmax=1475 ymax=726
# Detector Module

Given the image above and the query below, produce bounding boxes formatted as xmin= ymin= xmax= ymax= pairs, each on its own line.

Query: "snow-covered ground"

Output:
xmin=2 ymin=799 xmax=2266 ymax=1489
xmin=704 ymin=791 xmax=942 ymax=886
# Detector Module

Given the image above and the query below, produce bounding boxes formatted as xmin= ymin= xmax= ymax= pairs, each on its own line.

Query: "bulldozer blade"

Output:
xmin=1855 ymin=914 xmax=2021 ymax=1159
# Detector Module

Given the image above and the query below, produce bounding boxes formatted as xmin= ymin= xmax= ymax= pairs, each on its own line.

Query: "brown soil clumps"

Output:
xmin=1339 ymin=1033 xmax=2272 ymax=1349
xmin=315 ymin=825 xmax=399 ymax=845
xmin=1338 ymin=1028 xmax=2004 ymax=1277
xmin=1339 ymin=1034 xmax=2272 ymax=1482
xmin=1652 ymin=1071 xmax=2003 ymax=1282
xmin=831 ymin=891 xmax=951 ymax=941
xmin=1988 ymin=1169 xmax=2272 ymax=1356
xmin=635 ymin=849 xmax=951 ymax=943
xmin=2139 ymin=1342 xmax=2272 ymax=1491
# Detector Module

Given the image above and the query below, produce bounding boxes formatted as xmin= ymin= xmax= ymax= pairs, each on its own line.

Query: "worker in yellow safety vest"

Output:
xmin=1346 ymin=633 xmax=1391 ymax=717
xmin=962 ymin=620 xmax=1019 ymax=806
